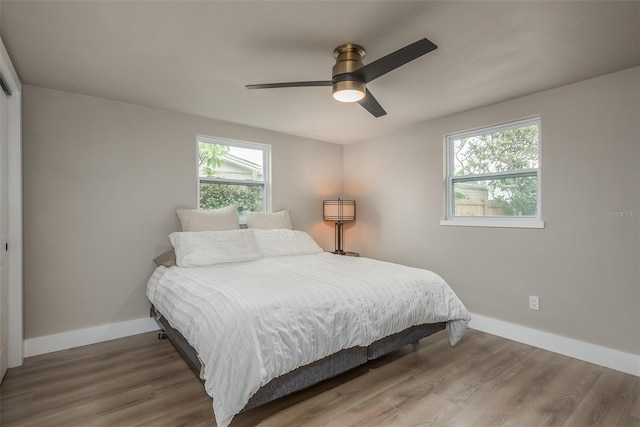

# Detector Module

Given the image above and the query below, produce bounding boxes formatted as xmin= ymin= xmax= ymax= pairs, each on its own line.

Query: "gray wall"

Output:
xmin=22 ymin=67 xmax=640 ymax=357
xmin=22 ymin=85 xmax=343 ymax=339
xmin=344 ymin=67 xmax=640 ymax=355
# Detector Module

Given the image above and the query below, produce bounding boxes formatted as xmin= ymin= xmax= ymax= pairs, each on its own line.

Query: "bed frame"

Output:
xmin=150 ymin=305 xmax=446 ymax=412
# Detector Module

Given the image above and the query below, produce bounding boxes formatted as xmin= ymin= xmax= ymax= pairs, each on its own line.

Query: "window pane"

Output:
xmin=453 ymin=175 xmax=537 ymax=217
xmin=198 ymin=142 xmax=264 ymax=181
xmin=453 ymin=123 xmax=539 ymax=176
xmin=199 ymin=183 xmax=263 ymax=214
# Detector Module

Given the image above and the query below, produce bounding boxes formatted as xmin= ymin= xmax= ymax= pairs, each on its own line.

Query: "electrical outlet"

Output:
xmin=529 ymin=295 xmax=540 ymax=311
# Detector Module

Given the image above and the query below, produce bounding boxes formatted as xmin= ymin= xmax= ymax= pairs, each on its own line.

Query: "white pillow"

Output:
xmin=254 ymin=229 xmax=323 ymax=258
xmin=176 ymin=205 xmax=239 ymax=232
xmin=169 ymin=229 xmax=261 ymax=267
xmin=245 ymin=210 xmax=293 ymax=230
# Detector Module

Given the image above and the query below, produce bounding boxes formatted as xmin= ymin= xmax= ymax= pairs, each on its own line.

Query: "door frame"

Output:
xmin=0 ymin=38 xmax=23 ymax=368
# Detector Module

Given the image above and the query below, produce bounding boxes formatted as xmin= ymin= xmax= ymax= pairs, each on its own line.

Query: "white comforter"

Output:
xmin=146 ymin=253 xmax=470 ymax=426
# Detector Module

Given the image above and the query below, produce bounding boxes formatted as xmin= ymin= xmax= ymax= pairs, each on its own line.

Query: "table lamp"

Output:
xmin=323 ymin=198 xmax=356 ymax=255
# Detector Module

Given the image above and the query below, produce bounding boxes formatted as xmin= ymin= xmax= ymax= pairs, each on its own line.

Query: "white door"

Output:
xmin=0 ymin=89 xmax=8 ymax=381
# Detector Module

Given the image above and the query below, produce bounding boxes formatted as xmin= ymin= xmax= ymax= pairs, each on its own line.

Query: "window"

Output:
xmin=197 ymin=136 xmax=270 ymax=214
xmin=442 ymin=117 xmax=543 ymax=228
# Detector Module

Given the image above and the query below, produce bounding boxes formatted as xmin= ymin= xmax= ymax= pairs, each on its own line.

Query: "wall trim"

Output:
xmin=1 ymin=36 xmax=24 ymax=369
xmin=24 ymin=317 xmax=159 ymax=358
xmin=23 ymin=313 xmax=639 ymax=377
xmin=469 ymin=312 xmax=639 ymax=377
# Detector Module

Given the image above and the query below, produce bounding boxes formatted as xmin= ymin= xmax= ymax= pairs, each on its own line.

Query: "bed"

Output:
xmin=146 ymin=226 xmax=470 ymax=427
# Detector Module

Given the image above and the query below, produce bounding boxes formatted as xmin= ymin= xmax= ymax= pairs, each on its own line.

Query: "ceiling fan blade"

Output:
xmin=246 ymin=81 xmax=332 ymax=89
xmin=358 ymin=89 xmax=387 ymax=118
xmin=351 ymin=38 xmax=437 ymax=83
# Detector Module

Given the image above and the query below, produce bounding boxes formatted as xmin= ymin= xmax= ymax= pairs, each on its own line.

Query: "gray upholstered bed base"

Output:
xmin=150 ymin=305 xmax=446 ymax=412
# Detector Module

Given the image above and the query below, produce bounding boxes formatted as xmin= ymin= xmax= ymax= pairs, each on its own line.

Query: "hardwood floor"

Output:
xmin=1 ymin=329 xmax=638 ymax=426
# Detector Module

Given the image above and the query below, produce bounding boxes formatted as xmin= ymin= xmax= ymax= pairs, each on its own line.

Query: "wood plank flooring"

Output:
xmin=1 ymin=329 xmax=638 ymax=426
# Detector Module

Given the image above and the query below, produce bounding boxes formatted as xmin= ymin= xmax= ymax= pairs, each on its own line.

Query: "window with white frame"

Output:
xmin=442 ymin=117 xmax=543 ymax=228
xmin=197 ymin=136 xmax=270 ymax=215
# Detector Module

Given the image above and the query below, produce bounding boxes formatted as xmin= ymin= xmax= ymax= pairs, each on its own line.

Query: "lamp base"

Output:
xmin=333 ymin=222 xmax=345 ymax=254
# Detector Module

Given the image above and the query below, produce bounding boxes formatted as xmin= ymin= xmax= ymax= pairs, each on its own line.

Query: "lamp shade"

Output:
xmin=323 ymin=199 xmax=356 ymax=222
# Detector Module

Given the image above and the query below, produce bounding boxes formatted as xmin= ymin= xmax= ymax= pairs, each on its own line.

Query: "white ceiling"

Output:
xmin=1 ymin=1 xmax=638 ymax=144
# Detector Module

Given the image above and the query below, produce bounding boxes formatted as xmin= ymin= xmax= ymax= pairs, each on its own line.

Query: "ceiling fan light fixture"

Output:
xmin=246 ymin=38 xmax=437 ymax=117
xmin=332 ymin=80 xmax=366 ymax=103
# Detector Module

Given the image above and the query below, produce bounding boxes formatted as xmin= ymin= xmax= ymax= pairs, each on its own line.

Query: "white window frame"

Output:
xmin=440 ymin=117 xmax=544 ymax=229
xmin=196 ymin=135 xmax=271 ymax=214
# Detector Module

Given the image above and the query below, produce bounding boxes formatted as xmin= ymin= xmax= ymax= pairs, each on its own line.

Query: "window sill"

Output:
xmin=440 ymin=218 xmax=545 ymax=229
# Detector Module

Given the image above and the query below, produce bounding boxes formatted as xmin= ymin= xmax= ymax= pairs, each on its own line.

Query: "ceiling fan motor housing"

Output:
xmin=332 ymin=44 xmax=366 ymax=99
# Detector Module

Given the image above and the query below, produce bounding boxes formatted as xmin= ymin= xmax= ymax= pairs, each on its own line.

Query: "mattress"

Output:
xmin=146 ymin=252 xmax=470 ymax=426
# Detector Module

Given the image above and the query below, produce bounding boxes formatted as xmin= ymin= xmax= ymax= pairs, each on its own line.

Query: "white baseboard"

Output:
xmin=22 ymin=313 xmax=640 ymax=377
xmin=24 ymin=317 xmax=159 ymax=358
xmin=469 ymin=313 xmax=639 ymax=377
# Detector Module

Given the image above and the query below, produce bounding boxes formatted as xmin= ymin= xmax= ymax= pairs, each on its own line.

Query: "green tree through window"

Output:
xmin=197 ymin=138 xmax=270 ymax=214
xmin=446 ymin=118 xmax=541 ymax=220
xmin=453 ymin=125 xmax=539 ymax=216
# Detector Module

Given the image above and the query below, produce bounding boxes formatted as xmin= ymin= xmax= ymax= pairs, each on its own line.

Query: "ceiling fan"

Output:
xmin=245 ymin=38 xmax=437 ymax=118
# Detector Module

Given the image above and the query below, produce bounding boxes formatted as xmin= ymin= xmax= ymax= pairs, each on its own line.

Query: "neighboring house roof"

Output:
xmin=210 ymin=154 xmax=263 ymax=181
xmin=223 ymin=154 xmax=261 ymax=173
